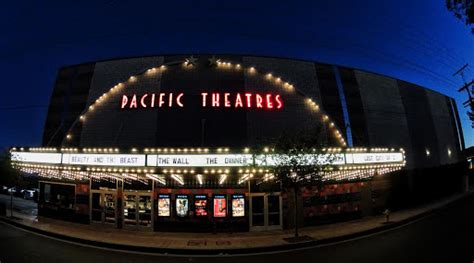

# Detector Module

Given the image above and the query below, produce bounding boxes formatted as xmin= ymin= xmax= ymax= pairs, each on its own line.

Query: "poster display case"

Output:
xmin=213 ymin=195 xmax=227 ymax=218
xmin=158 ymin=194 xmax=171 ymax=217
xmin=176 ymin=195 xmax=189 ymax=217
xmin=194 ymin=195 xmax=208 ymax=216
xmin=231 ymin=194 xmax=245 ymax=217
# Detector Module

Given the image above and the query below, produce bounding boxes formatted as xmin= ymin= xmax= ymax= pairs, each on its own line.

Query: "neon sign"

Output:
xmin=120 ymin=92 xmax=283 ymax=110
xmin=121 ymin=93 xmax=184 ymax=109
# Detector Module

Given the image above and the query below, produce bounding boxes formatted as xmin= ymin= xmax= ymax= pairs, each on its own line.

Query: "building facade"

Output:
xmin=10 ymin=55 xmax=463 ymax=232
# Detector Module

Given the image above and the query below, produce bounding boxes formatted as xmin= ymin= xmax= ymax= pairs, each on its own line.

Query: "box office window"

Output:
xmin=40 ymin=183 xmax=75 ymax=209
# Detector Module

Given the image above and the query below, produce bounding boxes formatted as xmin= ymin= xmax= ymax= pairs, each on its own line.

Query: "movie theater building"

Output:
xmin=10 ymin=55 xmax=463 ymax=232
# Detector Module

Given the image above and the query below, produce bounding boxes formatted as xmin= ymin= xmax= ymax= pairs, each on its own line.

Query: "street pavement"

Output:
xmin=1 ymin=194 xmax=474 ymax=263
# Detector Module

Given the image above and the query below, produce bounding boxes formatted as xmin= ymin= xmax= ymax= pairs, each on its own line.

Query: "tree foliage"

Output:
xmin=264 ymin=131 xmax=337 ymax=190
xmin=256 ymin=126 xmax=338 ymax=238
xmin=446 ymin=0 xmax=474 ymax=33
xmin=0 ymin=150 xmax=23 ymax=187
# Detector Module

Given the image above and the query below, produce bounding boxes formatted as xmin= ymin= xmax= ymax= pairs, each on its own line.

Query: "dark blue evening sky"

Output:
xmin=0 ymin=0 xmax=473 ymax=149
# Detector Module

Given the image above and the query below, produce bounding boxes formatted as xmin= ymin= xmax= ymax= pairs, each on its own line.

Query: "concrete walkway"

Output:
xmin=1 ymin=190 xmax=473 ymax=254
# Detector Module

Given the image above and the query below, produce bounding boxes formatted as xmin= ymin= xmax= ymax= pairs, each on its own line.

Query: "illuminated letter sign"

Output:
xmin=62 ymin=153 xmax=146 ymax=166
xmin=199 ymin=92 xmax=283 ymax=109
xmin=11 ymin=152 xmax=62 ymax=164
xmin=146 ymin=154 xmax=253 ymax=167
xmin=345 ymin=153 xmax=404 ymax=164
xmin=121 ymin=93 xmax=184 ymax=109
xmin=120 ymin=92 xmax=283 ymax=110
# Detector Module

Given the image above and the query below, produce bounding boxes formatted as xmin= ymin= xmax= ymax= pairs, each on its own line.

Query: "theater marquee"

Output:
xmin=11 ymin=151 xmax=404 ymax=167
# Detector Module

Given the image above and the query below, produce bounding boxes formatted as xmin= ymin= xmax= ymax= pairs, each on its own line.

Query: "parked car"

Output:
xmin=8 ymin=187 xmax=24 ymax=197
xmin=23 ymin=190 xmax=35 ymax=200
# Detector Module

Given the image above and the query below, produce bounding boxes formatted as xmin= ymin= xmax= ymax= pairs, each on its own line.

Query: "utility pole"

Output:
xmin=453 ymin=64 xmax=474 ymax=128
xmin=453 ymin=64 xmax=473 ymax=192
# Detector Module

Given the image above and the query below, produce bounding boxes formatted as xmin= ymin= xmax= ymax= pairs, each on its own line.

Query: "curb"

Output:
xmin=1 ymin=192 xmax=473 ymax=256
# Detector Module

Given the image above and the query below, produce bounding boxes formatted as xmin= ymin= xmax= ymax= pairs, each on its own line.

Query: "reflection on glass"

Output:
xmin=124 ymin=195 xmax=136 ymax=225
xmin=138 ymin=195 xmax=152 ymax=225
xmin=104 ymin=193 xmax=115 ymax=223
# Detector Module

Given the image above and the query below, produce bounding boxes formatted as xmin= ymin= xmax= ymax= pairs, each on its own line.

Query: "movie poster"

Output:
xmin=232 ymin=194 xmax=245 ymax=217
xmin=176 ymin=195 xmax=189 ymax=217
xmin=194 ymin=195 xmax=208 ymax=216
xmin=213 ymin=195 xmax=227 ymax=218
xmin=158 ymin=194 xmax=170 ymax=217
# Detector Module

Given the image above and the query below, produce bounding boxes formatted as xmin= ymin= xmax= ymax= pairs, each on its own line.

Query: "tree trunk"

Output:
xmin=293 ymin=186 xmax=299 ymax=238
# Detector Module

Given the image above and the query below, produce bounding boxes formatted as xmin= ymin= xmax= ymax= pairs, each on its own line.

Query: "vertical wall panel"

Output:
xmin=354 ymin=71 xmax=414 ymax=167
xmin=426 ymin=91 xmax=459 ymax=164
xmin=338 ymin=67 xmax=369 ymax=146
xmin=398 ymin=81 xmax=440 ymax=168
xmin=446 ymin=97 xmax=462 ymax=156
xmin=243 ymin=57 xmax=331 ymax=146
xmin=450 ymin=98 xmax=465 ymax=151
xmin=42 ymin=63 xmax=95 ymax=146
xmin=316 ymin=64 xmax=346 ymax=138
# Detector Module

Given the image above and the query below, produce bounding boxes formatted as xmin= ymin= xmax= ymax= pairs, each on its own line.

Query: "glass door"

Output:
xmin=138 ymin=195 xmax=152 ymax=226
xmin=267 ymin=194 xmax=282 ymax=230
xmin=122 ymin=192 xmax=152 ymax=227
xmin=90 ymin=191 xmax=116 ymax=224
xmin=123 ymin=194 xmax=137 ymax=225
xmin=91 ymin=193 xmax=102 ymax=222
xmin=103 ymin=193 xmax=116 ymax=224
xmin=250 ymin=195 xmax=265 ymax=230
xmin=249 ymin=193 xmax=282 ymax=231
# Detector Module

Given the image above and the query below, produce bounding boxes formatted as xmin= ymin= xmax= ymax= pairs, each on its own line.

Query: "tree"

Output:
xmin=0 ymin=150 xmax=22 ymax=188
xmin=446 ymin=0 xmax=474 ymax=33
xmin=256 ymin=128 xmax=338 ymax=240
xmin=0 ymin=150 xmax=24 ymax=217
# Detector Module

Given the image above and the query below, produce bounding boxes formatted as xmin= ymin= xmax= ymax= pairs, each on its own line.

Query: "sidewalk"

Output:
xmin=1 ymin=190 xmax=473 ymax=255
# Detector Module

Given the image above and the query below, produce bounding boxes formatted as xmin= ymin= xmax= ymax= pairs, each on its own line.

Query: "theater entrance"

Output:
xmin=90 ymin=190 xmax=117 ymax=225
xmin=249 ymin=193 xmax=282 ymax=231
xmin=123 ymin=191 xmax=153 ymax=228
